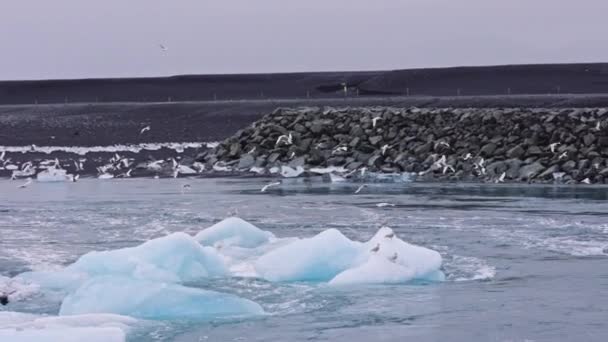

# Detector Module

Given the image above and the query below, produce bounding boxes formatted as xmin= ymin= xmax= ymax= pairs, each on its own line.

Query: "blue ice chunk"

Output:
xmin=67 ymin=232 xmax=227 ymax=283
xmin=59 ymin=276 xmax=265 ymax=320
xmin=195 ymin=217 xmax=275 ymax=248
xmin=254 ymin=229 xmax=362 ymax=282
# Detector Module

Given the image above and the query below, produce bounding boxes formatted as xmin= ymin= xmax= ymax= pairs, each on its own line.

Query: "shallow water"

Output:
xmin=1 ymin=178 xmax=607 ymax=341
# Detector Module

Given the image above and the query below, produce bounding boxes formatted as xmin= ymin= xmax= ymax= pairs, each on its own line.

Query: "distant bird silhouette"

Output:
xmin=370 ymin=243 xmax=380 ymax=253
xmin=388 ymin=252 xmax=398 ymax=263
xmin=159 ymin=44 xmax=168 ymax=52
xmin=140 ymin=126 xmax=151 ymax=134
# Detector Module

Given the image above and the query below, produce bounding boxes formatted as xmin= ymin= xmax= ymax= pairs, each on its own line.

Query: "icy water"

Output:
xmin=1 ymin=178 xmax=607 ymax=341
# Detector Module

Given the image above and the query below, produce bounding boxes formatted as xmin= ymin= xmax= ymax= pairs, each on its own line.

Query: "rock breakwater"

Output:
xmin=199 ymin=106 xmax=608 ymax=184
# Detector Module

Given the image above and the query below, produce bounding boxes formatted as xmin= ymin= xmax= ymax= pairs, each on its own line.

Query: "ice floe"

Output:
xmin=0 ymin=142 xmax=214 ymax=155
xmin=59 ymin=276 xmax=264 ymax=319
xmin=195 ymin=217 xmax=275 ymax=248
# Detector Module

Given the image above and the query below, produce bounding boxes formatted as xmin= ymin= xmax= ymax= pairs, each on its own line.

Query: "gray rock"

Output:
xmin=537 ymin=165 xmax=559 ymax=179
xmin=288 ymin=156 xmax=307 ymax=168
xmin=507 ymin=144 xmax=525 ymax=159
xmin=561 ymin=160 xmax=576 ymax=172
xmin=583 ymin=133 xmax=596 ymax=146
xmin=369 ymin=135 xmax=383 ymax=145
xmin=229 ymin=143 xmax=241 ymax=157
xmin=518 ymin=161 xmax=545 ymax=180
xmin=479 ymin=143 xmax=497 ymax=156
xmin=237 ymin=154 xmax=255 ymax=169
xmin=267 ymin=153 xmax=281 ymax=163
xmin=367 ymin=155 xmax=383 ymax=167
xmin=526 ymin=145 xmax=543 ymax=156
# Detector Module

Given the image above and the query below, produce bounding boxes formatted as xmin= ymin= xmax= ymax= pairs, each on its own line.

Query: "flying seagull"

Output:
xmin=18 ymin=178 xmax=32 ymax=189
xmin=159 ymin=44 xmax=168 ymax=52
xmin=354 ymin=184 xmax=367 ymax=194
xmin=261 ymin=181 xmax=281 ymax=192
xmin=140 ymin=126 xmax=151 ymax=134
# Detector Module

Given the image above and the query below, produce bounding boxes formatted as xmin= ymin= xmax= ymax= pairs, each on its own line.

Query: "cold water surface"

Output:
xmin=1 ymin=178 xmax=607 ymax=341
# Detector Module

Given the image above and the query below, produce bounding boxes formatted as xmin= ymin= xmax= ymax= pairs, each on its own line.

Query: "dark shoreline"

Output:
xmin=3 ymin=94 xmax=608 ymax=147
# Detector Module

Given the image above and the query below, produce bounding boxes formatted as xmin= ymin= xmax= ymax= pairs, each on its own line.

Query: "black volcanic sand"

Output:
xmin=2 ymin=63 xmax=608 ymax=105
xmin=3 ymin=95 xmax=608 ymax=147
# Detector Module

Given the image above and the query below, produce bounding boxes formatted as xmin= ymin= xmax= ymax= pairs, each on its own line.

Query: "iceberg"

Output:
xmin=59 ymin=276 xmax=265 ymax=320
xmin=0 ymin=327 xmax=126 ymax=342
xmin=329 ymin=254 xmax=416 ymax=286
xmin=67 ymin=232 xmax=227 ymax=283
xmin=0 ymin=312 xmax=136 ymax=342
xmin=195 ymin=217 xmax=275 ymax=249
xmin=254 ymin=226 xmax=443 ymax=284
xmin=255 ymin=229 xmax=362 ymax=282
xmin=36 ymin=167 xmax=73 ymax=182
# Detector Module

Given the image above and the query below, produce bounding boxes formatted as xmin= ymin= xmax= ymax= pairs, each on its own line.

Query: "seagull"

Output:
xmin=247 ymin=146 xmax=256 ymax=154
xmin=275 ymin=133 xmax=293 ymax=147
xmin=18 ymin=178 xmax=32 ymax=188
xmin=552 ymin=172 xmax=565 ymax=181
xmin=0 ymin=151 xmax=5 ymax=161
xmin=354 ymin=184 xmax=367 ymax=194
xmin=332 ymin=146 xmax=348 ymax=155
xmin=30 ymin=144 xmax=37 ymax=151
xmin=495 ymin=172 xmax=506 ymax=183
xmin=385 ymin=231 xmax=395 ymax=239
xmin=434 ymin=141 xmax=450 ymax=149
xmin=372 ymin=117 xmax=381 ymax=128
xmin=140 ymin=126 xmax=151 ymax=134
xmin=370 ymin=243 xmax=380 ymax=253
xmin=261 ymin=181 xmax=281 ymax=192
xmin=73 ymin=174 xmax=80 ymax=182
xmin=581 ymin=178 xmax=591 ymax=184
xmin=388 ymin=252 xmax=398 ymax=263
xmin=558 ymin=151 xmax=568 ymax=160
xmin=442 ymin=164 xmax=455 ymax=174
xmin=159 ymin=44 xmax=168 ymax=52
xmin=549 ymin=142 xmax=560 ymax=153
xmin=595 ymin=121 xmax=601 ymax=131
xmin=381 ymin=144 xmax=390 ymax=156
xmin=360 ymin=167 xmax=367 ymax=177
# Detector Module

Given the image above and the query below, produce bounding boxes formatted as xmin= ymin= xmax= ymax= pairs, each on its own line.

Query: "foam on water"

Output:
xmin=0 ymin=142 xmax=216 ymax=155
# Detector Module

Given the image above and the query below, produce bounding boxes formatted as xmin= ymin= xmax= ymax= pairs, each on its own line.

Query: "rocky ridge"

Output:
xmin=198 ymin=106 xmax=608 ymax=184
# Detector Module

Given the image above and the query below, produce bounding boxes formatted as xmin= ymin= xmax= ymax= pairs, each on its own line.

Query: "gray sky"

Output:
xmin=1 ymin=0 xmax=607 ymax=80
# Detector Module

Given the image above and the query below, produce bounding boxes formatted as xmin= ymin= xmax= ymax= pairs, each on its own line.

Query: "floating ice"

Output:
xmin=59 ymin=276 xmax=264 ymax=320
xmin=360 ymin=227 xmax=444 ymax=281
xmin=280 ymin=165 xmax=305 ymax=178
xmin=0 ymin=312 xmax=136 ymax=342
xmin=0 ymin=276 xmax=40 ymax=303
xmin=195 ymin=217 xmax=275 ymax=249
xmin=36 ymin=167 xmax=72 ymax=182
xmin=255 ymin=226 xmax=443 ymax=284
xmin=309 ymin=166 xmax=348 ymax=175
xmin=255 ymin=229 xmax=362 ymax=282
xmin=67 ymin=232 xmax=227 ymax=283
xmin=329 ymin=255 xmax=416 ymax=286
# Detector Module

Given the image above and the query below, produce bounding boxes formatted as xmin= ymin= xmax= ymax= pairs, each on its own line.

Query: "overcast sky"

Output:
xmin=1 ymin=0 xmax=607 ymax=80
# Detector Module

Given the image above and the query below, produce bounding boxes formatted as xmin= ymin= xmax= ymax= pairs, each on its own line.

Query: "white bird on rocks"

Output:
xmin=463 ymin=153 xmax=472 ymax=161
xmin=73 ymin=160 xmax=83 ymax=171
xmin=372 ymin=117 xmax=381 ymax=128
xmin=495 ymin=172 xmax=506 ymax=183
xmin=558 ymin=151 xmax=568 ymax=160
xmin=552 ymin=172 xmax=565 ymax=181
xmin=581 ymin=178 xmax=591 ymax=184
xmin=261 ymin=181 xmax=281 ymax=192
xmin=332 ymin=146 xmax=348 ymax=155
xmin=595 ymin=121 xmax=601 ymax=131
xmin=275 ymin=133 xmax=293 ymax=147
xmin=360 ymin=167 xmax=368 ymax=177
xmin=381 ymin=144 xmax=390 ymax=156
xmin=549 ymin=142 xmax=560 ymax=153
xmin=73 ymin=174 xmax=80 ymax=182
xmin=247 ymin=146 xmax=256 ymax=154
xmin=388 ymin=252 xmax=398 ymax=263
xmin=18 ymin=178 xmax=32 ymax=188
xmin=140 ymin=126 xmax=151 ymax=134
xmin=0 ymin=151 xmax=5 ymax=161
xmin=434 ymin=141 xmax=450 ymax=149
xmin=354 ymin=184 xmax=367 ymax=194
